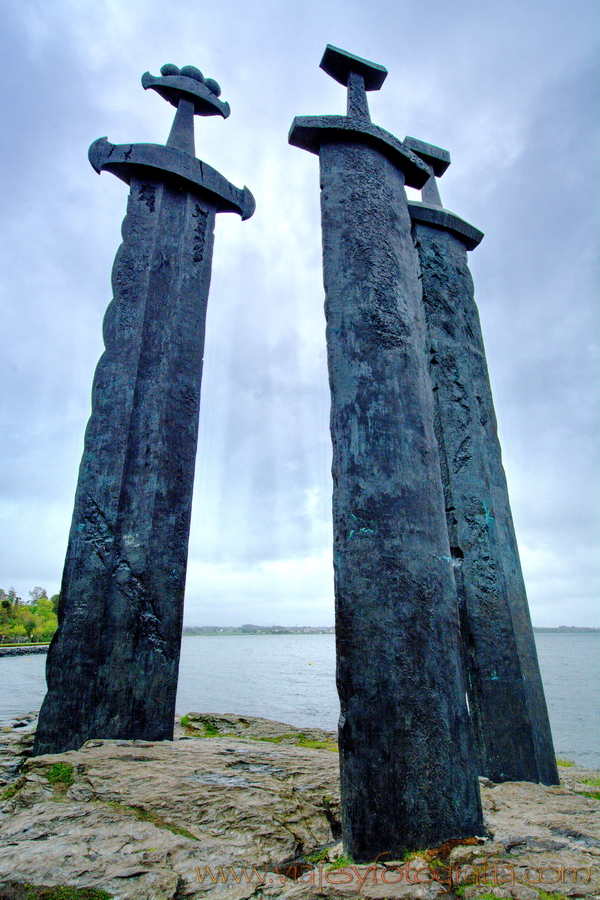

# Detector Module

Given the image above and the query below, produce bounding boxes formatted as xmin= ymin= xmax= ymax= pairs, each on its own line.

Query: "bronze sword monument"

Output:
xmin=405 ymin=136 xmax=558 ymax=785
xmin=290 ymin=45 xmax=485 ymax=859
xmin=34 ymin=64 xmax=254 ymax=756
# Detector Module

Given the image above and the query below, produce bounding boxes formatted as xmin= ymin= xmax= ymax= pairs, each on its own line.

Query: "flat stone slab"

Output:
xmin=182 ymin=712 xmax=337 ymax=745
xmin=0 ymin=716 xmax=598 ymax=899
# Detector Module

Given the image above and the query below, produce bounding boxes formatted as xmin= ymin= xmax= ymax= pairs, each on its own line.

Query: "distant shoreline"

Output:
xmin=0 ymin=627 xmax=596 ymax=658
xmin=0 ymin=644 xmax=50 ymax=657
xmin=181 ymin=625 xmax=599 ymax=636
xmin=533 ymin=626 xmax=600 ymax=633
xmin=182 ymin=626 xmax=335 ymax=636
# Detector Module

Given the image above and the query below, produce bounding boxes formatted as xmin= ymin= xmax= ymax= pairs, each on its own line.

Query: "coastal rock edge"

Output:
xmin=0 ymin=714 xmax=598 ymax=899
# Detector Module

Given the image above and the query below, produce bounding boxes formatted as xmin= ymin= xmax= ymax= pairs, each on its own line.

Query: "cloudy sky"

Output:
xmin=0 ymin=0 xmax=597 ymax=627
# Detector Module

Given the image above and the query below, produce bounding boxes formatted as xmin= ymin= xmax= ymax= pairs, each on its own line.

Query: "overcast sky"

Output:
xmin=0 ymin=0 xmax=597 ymax=627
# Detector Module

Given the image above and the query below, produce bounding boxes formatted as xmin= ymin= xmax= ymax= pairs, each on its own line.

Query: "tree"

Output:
xmin=29 ymin=586 xmax=48 ymax=604
xmin=0 ymin=586 xmax=58 ymax=644
xmin=7 ymin=623 xmax=27 ymax=642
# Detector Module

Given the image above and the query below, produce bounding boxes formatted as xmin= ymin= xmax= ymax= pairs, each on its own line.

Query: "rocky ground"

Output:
xmin=0 ymin=712 xmax=598 ymax=900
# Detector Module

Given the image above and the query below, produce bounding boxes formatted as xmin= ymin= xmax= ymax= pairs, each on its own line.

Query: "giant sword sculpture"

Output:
xmin=290 ymin=45 xmax=485 ymax=859
xmin=34 ymin=64 xmax=254 ymax=755
xmin=405 ymin=137 xmax=558 ymax=785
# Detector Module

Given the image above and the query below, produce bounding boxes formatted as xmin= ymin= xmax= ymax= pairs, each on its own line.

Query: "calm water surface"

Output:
xmin=176 ymin=634 xmax=338 ymax=728
xmin=533 ymin=633 xmax=599 ymax=769
xmin=1 ymin=632 xmax=597 ymax=769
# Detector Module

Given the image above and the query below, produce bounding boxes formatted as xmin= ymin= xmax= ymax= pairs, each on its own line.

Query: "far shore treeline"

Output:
xmin=182 ymin=625 xmax=600 ymax=636
xmin=182 ymin=625 xmax=336 ymax=635
xmin=0 ymin=587 xmax=59 ymax=644
xmin=1 ymin=586 xmax=598 ymax=645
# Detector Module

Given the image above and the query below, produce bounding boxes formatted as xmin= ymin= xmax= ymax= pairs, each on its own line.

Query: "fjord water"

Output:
xmin=1 ymin=632 xmax=598 ymax=769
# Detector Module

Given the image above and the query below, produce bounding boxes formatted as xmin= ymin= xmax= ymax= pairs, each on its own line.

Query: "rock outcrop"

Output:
xmin=0 ymin=645 xmax=48 ymax=658
xmin=0 ymin=714 xmax=598 ymax=899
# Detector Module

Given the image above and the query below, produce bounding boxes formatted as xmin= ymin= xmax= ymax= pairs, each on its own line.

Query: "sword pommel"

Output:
xmin=319 ymin=45 xmax=387 ymax=91
xmin=142 ymin=66 xmax=230 ymax=118
xmin=319 ymin=45 xmax=387 ymax=123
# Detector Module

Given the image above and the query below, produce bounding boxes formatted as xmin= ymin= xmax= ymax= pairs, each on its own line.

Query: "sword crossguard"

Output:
xmin=289 ymin=46 xmax=430 ymax=189
xmin=403 ymin=136 xmax=483 ymax=248
xmin=403 ymin=136 xmax=450 ymax=207
xmin=89 ymin=64 xmax=255 ymax=220
xmin=319 ymin=44 xmax=387 ymax=122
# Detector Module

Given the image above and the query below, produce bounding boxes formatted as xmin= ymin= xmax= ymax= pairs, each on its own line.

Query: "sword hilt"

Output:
xmin=319 ymin=44 xmax=387 ymax=123
xmin=142 ymin=64 xmax=231 ymax=156
xmin=403 ymin=136 xmax=450 ymax=207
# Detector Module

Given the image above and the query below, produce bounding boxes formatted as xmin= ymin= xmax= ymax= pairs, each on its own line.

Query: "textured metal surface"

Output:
xmin=413 ymin=221 xmax=559 ymax=785
xmin=409 ymin=201 xmax=484 ymax=250
xmin=289 ymin=116 xmax=430 ymax=189
xmin=320 ymin=139 xmax=484 ymax=859
xmin=319 ymin=44 xmax=388 ymax=90
xmin=34 ymin=66 xmax=253 ymax=756
xmin=290 ymin=44 xmax=485 ymax=860
xmin=33 ymin=178 xmax=216 ymax=754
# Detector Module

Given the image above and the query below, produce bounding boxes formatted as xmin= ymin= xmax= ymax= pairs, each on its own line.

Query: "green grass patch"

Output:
xmin=2 ymin=776 xmax=26 ymax=800
xmin=296 ymin=738 xmax=338 ymax=751
xmin=28 ymin=888 xmax=112 ymax=900
xmin=454 ymin=892 xmax=510 ymax=900
xmin=45 ymin=763 xmax=74 ymax=789
xmin=556 ymin=757 xmax=575 ymax=767
xmin=1 ymin=784 xmax=19 ymax=800
xmin=178 ymin=717 xmax=227 ymax=737
xmin=108 ymin=802 xmax=197 ymax=840
xmin=0 ymin=885 xmax=112 ymax=900
xmin=400 ymin=848 xmax=444 ymax=868
xmin=572 ymin=774 xmax=600 ymax=800
xmin=305 ymin=848 xmax=330 ymax=864
xmin=253 ymin=733 xmax=337 ymax=750
xmin=0 ymin=642 xmax=52 ymax=649
xmin=255 ymin=732 xmax=309 ymax=744
xmin=326 ymin=854 xmax=354 ymax=871
xmin=201 ymin=722 xmax=220 ymax=737
xmin=179 ymin=713 xmax=211 ymax=736
xmin=453 ymin=888 xmax=568 ymax=900
xmin=424 ymin=856 xmax=446 ymax=871
xmin=401 ymin=849 xmax=423 ymax=863
xmin=464 ymin=894 xmax=499 ymax=900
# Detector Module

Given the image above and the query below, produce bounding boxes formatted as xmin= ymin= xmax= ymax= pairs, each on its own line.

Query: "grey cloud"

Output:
xmin=0 ymin=0 xmax=597 ymax=626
